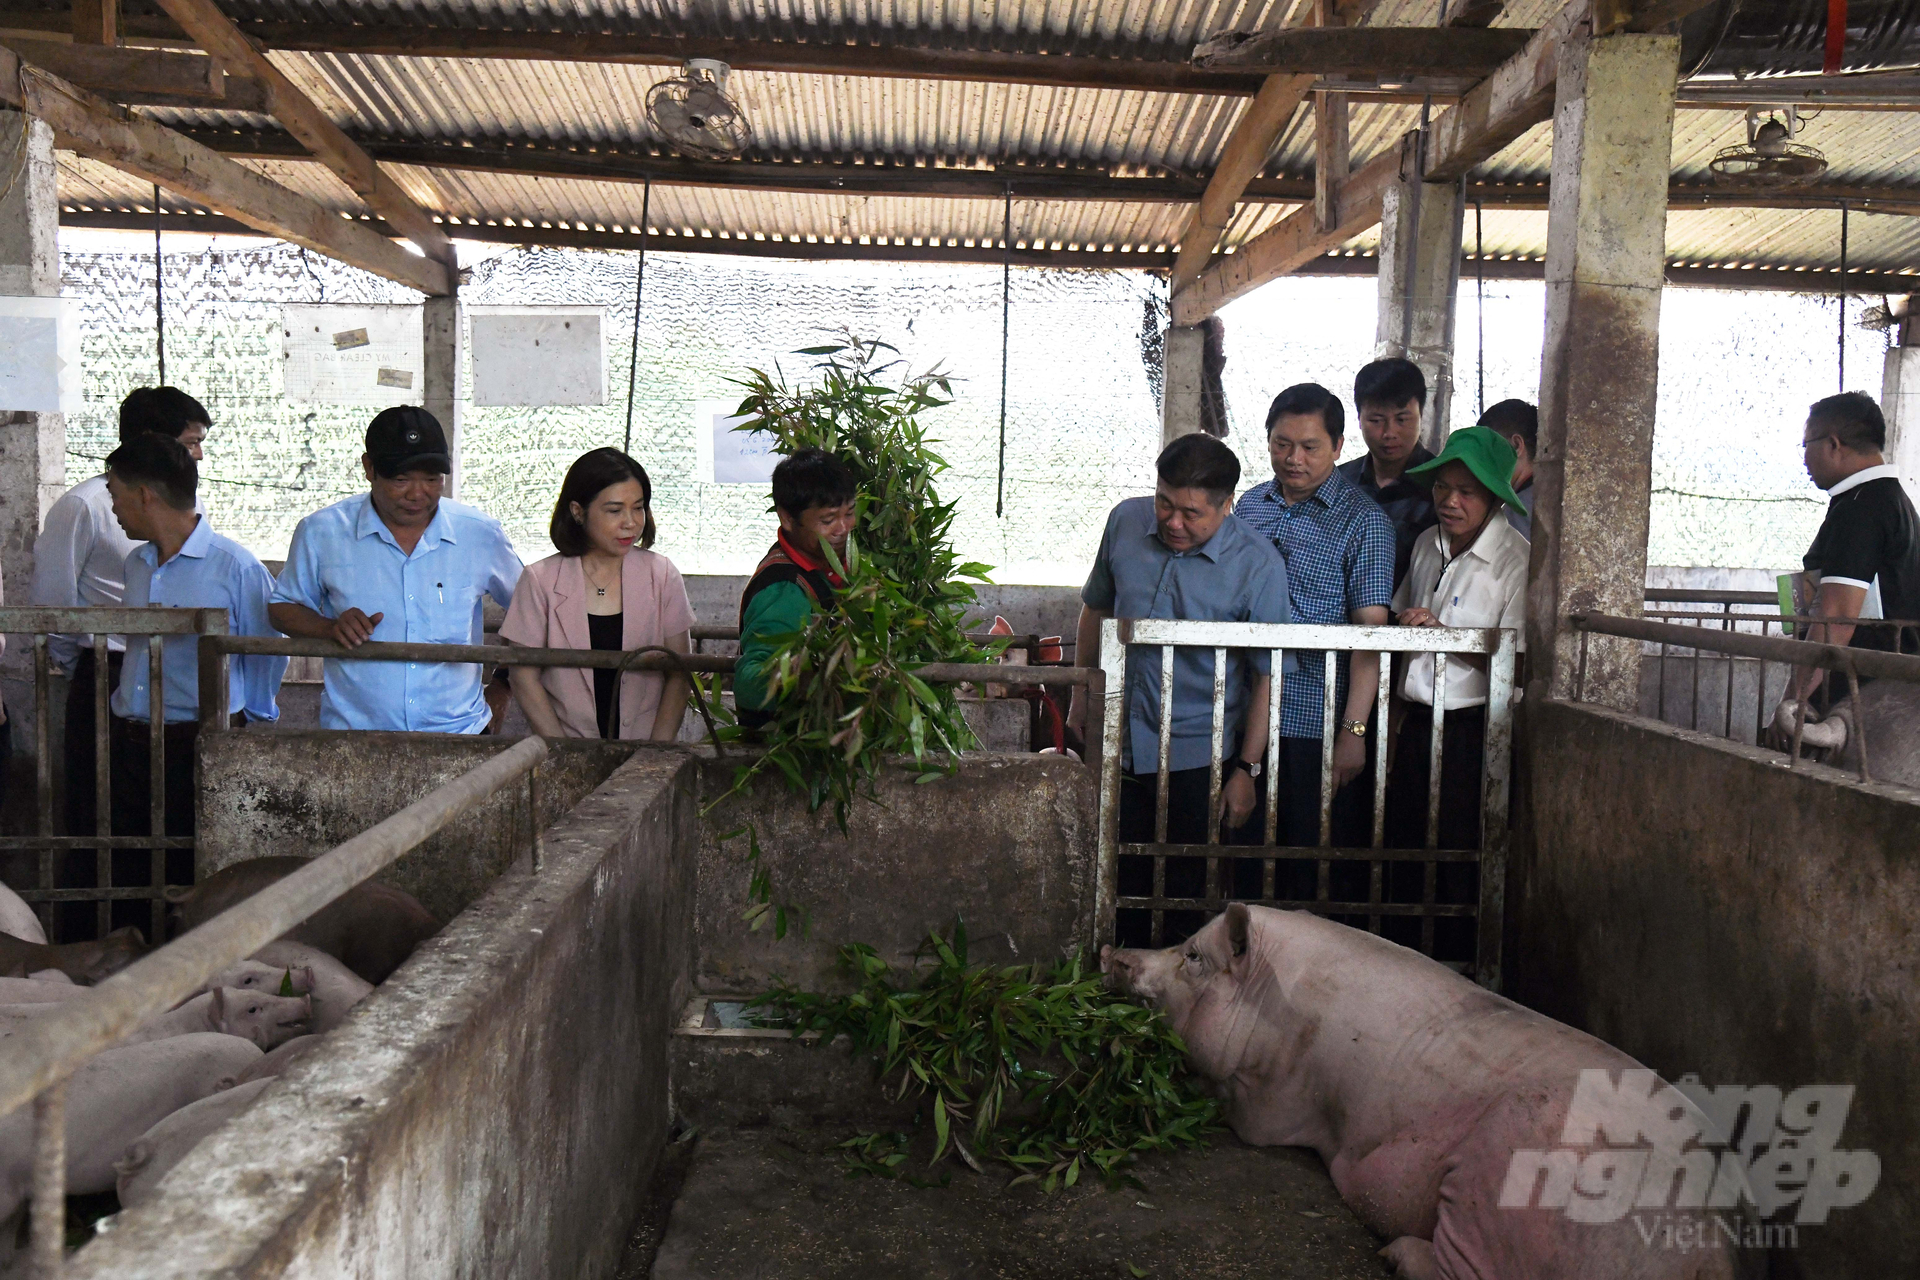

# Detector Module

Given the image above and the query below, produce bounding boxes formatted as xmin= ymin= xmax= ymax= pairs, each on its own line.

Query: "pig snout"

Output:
xmin=1100 ymin=946 xmax=1165 ymax=1000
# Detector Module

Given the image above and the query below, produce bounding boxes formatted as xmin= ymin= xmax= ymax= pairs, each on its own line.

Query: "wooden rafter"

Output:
xmin=1192 ymin=27 xmax=1535 ymax=79
xmin=0 ymin=38 xmax=252 ymax=108
xmin=147 ymin=0 xmax=454 ymax=271
xmin=0 ymin=46 xmax=449 ymax=293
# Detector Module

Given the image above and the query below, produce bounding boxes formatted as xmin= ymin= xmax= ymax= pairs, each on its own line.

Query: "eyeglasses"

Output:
xmin=1801 ymin=435 xmax=1833 ymax=450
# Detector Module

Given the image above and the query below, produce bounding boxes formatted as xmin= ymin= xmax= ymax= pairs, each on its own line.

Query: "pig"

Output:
xmin=169 ymin=857 xmax=439 ymax=983
xmin=0 ymin=883 xmax=43 ymax=946
xmin=1776 ymin=680 xmax=1920 ymax=789
xmin=1101 ymin=905 xmax=1756 ymax=1280
xmin=233 ymin=1034 xmax=324 ymax=1085
xmin=179 ymin=959 xmax=311 ymax=1007
xmin=115 ymin=987 xmax=311 ymax=1051
xmin=113 ymin=1077 xmax=275 ymax=1209
xmin=0 ymin=925 xmax=145 ymax=983
xmin=252 ymin=940 xmax=374 ymax=1032
xmin=0 ymin=1033 xmax=261 ymax=1227
xmin=0 ymin=977 xmax=87 ymax=1004
xmin=26 ymin=970 xmax=72 ymax=984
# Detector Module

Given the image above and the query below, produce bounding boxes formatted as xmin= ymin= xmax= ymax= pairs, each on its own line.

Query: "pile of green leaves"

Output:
xmin=752 ymin=926 xmax=1222 ymax=1190
xmin=703 ymin=335 xmax=997 ymax=935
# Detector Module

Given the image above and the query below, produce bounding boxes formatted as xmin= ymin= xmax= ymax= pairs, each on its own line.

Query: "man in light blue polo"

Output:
xmin=1066 ymin=433 xmax=1292 ymax=846
xmin=269 ymin=407 xmax=522 ymax=734
xmin=103 ymin=432 xmax=286 ymax=875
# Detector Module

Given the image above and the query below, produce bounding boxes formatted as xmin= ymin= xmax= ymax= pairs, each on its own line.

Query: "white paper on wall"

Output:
xmin=693 ymin=400 xmax=781 ymax=484
xmin=282 ymin=304 xmax=422 ymax=405
xmin=469 ymin=307 xmax=605 ymax=406
xmin=0 ymin=295 xmax=81 ymax=414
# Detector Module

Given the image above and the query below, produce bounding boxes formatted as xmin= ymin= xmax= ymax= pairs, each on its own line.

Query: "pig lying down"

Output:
xmin=1102 ymin=905 xmax=1754 ymax=1280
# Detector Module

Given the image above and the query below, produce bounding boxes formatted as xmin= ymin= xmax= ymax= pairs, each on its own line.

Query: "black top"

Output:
xmin=588 ymin=611 xmax=623 ymax=739
xmin=1804 ymin=472 xmax=1920 ymax=656
xmin=1339 ymin=444 xmax=1438 ymax=589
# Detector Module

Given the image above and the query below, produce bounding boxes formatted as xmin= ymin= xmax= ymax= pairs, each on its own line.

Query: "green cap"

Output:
xmin=1406 ymin=426 xmax=1527 ymax=514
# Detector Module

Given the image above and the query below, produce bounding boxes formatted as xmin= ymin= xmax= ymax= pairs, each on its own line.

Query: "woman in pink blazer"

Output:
xmin=501 ymin=449 xmax=695 ymax=740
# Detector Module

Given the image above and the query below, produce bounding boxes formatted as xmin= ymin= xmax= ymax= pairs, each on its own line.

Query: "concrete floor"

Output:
xmin=633 ymin=1120 xmax=1391 ymax=1280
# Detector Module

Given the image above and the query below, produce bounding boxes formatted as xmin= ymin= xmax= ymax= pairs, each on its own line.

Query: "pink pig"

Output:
xmin=1101 ymin=904 xmax=1758 ymax=1280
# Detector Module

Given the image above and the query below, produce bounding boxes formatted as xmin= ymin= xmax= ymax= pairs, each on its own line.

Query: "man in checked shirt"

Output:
xmin=1234 ymin=382 xmax=1396 ymax=849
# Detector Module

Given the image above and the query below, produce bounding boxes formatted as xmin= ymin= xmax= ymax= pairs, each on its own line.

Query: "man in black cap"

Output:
xmin=269 ymin=406 xmax=523 ymax=733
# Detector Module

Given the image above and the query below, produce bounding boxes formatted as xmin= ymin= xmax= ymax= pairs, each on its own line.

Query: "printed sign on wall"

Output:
xmin=282 ymin=305 xmax=423 ymax=405
xmin=0 ymin=296 xmax=80 ymax=414
xmin=693 ymin=400 xmax=781 ymax=484
xmin=470 ymin=307 xmax=605 ymax=406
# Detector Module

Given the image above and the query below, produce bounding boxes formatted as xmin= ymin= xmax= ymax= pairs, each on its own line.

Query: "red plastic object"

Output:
xmin=1824 ymin=0 xmax=1847 ymax=74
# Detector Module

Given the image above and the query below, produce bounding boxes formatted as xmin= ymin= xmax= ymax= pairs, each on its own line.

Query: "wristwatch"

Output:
xmin=1227 ymin=756 xmax=1263 ymax=779
xmin=1339 ymin=719 xmax=1369 ymax=738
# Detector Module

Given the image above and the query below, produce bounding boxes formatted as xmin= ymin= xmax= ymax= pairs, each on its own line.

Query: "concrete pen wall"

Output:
xmin=71 ymin=749 xmax=700 ymax=1279
xmin=1519 ymin=699 xmax=1920 ymax=1279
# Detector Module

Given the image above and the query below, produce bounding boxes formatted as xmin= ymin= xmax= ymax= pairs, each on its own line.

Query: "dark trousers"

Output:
xmin=1119 ymin=766 xmax=1262 ymax=847
xmin=63 ymin=649 xmax=122 ymax=839
xmin=1384 ymin=703 xmax=1488 ymax=853
xmin=1272 ymin=736 xmax=1372 ymax=849
xmin=108 ymin=713 xmax=207 ymax=892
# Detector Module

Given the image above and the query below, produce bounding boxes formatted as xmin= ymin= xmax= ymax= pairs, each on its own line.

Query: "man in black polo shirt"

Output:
xmin=1778 ymin=392 xmax=1920 ymax=735
xmin=1340 ymin=358 xmax=1438 ymax=589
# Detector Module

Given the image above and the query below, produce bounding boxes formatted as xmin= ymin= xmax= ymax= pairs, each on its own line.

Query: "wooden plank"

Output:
xmin=1423 ymin=0 xmax=1583 ymax=181
xmin=0 ymin=7 xmax=1274 ymax=96
xmin=70 ymin=0 xmax=114 ymax=44
xmin=0 ymin=47 xmax=448 ymax=293
xmin=148 ymin=0 xmax=455 ymax=266
xmin=1313 ymin=91 xmax=1349 ymax=232
xmin=1193 ymin=27 xmax=1535 ymax=79
xmin=1169 ymin=73 xmax=1317 ymax=290
xmin=1171 ymin=141 xmax=1399 ymax=325
xmin=0 ymin=38 xmax=235 ymax=103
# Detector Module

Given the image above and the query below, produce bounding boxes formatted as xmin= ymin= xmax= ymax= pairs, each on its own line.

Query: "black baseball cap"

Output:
xmin=366 ymin=406 xmax=450 ymax=478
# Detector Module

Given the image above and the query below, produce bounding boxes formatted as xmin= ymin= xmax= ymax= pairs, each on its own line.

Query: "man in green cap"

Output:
xmin=1383 ymin=427 xmax=1529 ymax=922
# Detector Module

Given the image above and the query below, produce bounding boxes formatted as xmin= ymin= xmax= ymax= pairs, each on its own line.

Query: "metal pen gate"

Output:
xmin=1092 ymin=617 xmax=1517 ymax=989
xmin=1 ymin=606 xmax=229 ymax=943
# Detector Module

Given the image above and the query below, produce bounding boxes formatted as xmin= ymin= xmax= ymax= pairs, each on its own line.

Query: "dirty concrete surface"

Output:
xmin=641 ymin=1120 xmax=1389 ymax=1280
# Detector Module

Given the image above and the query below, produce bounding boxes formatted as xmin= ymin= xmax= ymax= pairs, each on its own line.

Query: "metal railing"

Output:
xmin=0 ymin=734 xmax=550 ymax=1277
xmin=1093 ymin=618 xmax=1517 ymax=988
xmin=0 ymin=607 xmax=230 ymax=943
xmin=1570 ymin=612 xmax=1920 ymax=785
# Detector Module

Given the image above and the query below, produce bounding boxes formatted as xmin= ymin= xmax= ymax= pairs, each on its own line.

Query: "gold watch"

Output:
xmin=1339 ymin=719 xmax=1368 ymax=738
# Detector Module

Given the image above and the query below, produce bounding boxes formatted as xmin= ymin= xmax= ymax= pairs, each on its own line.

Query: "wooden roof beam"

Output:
xmin=146 ymin=0 xmax=454 ymax=272
xmin=1192 ymin=27 xmax=1535 ymax=79
xmin=0 ymin=46 xmax=449 ymax=293
xmin=0 ymin=38 xmax=274 ymax=110
xmin=1174 ymin=0 xmax=1588 ymax=322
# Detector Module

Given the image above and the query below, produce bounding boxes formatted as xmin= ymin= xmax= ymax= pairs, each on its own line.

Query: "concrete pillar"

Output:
xmin=1882 ymin=300 xmax=1920 ymax=497
xmin=422 ymin=289 xmax=462 ymax=497
xmin=1375 ymin=162 xmax=1464 ymax=450
xmin=1160 ymin=323 xmax=1205 ymax=447
xmin=1525 ymin=30 xmax=1680 ymax=708
xmin=0 ymin=110 xmax=64 ymax=626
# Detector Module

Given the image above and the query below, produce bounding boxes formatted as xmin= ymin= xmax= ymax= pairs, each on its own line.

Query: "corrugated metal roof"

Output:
xmin=50 ymin=0 xmax=1920 ymax=276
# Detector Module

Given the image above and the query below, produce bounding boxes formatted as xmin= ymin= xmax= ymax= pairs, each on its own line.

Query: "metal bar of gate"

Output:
xmin=1476 ymin=630 xmax=1517 ymax=990
xmin=94 ymin=634 xmax=110 ymax=940
xmin=1155 ymin=646 xmax=1174 ymax=847
xmin=1094 ymin=620 xmax=1129 ymax=951
xmin=1318 ymin=656 xmax=1337 ymax=848
xmin=147 ymin=636 xmax=166 ymax=945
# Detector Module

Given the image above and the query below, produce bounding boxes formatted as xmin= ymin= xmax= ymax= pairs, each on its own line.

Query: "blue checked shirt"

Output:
xmin=1082 ymin=497 xmax=1293 ymax=774
xmin=1234 ymin=470 xmax=1395 ymax=739
xmin=271 ymin=494 xmax=522 ymax=733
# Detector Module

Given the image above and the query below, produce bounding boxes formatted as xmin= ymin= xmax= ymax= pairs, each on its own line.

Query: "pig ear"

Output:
xmin=1225 ymin=904 xmax=1251 ymax=961
xmin=1098 ymin=944 xmax=1115 ymax=973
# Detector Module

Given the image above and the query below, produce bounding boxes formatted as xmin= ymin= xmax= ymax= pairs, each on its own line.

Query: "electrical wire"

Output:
xmin=1837 ymin=200 xmax=1849 ymax=393
xmin=1474 ymin=199 xmax=1485 ymax=419
xmin=624 ymin=175 xmax=652 ymax=456
xmin=154 ymin=184 xmax=165 ymax=385
xmin=996 ymin=184 xmax=1011 ymax=519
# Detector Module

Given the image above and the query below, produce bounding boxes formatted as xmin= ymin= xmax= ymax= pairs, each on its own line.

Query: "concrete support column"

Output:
xmin=0 ymin=110 xmax=64 ymax=626
xmin=422 ymin=289 xmax=462 ymax=497
xmin=1160 ymin=323 xmax=1205 ymax=447
xmin=1375 ymin=162 xmax=1464 ymax=450
xmin=1881 ymin=299 xmax=1920 ymax=496
xmin=1526 ymin=30 xmax=1680 ymax=708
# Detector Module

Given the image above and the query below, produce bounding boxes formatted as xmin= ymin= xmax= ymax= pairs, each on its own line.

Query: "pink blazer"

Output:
xmin=499 ymin=550 xmax=696 ymax=740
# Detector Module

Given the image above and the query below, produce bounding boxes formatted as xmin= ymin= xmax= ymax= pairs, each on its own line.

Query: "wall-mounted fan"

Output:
xmin=1709 ymin=108 xmax=1827 ymax=186
xmin=645 ymin=59 xmax=753 ymax=161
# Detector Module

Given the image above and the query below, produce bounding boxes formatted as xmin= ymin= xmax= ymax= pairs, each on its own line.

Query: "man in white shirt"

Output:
xmin=1385 ymin=426 xmax=1528 ymax=907
xmin=29 ymin=387 xmax=208 ymax=850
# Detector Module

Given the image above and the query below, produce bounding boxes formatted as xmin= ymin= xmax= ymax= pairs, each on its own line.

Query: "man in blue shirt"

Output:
xmin=103 ymin=433 xmax=287 ymax=880
xmin=1339 ymin=358 xmax=1438 ymax=590
xmin=269 ymin=407 xmax=523 ymax=734
xmin=1068 ymin=433 xmax=1292 ymax=846
xmin=1236 ymin=383 xmax=1396 ymax=848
